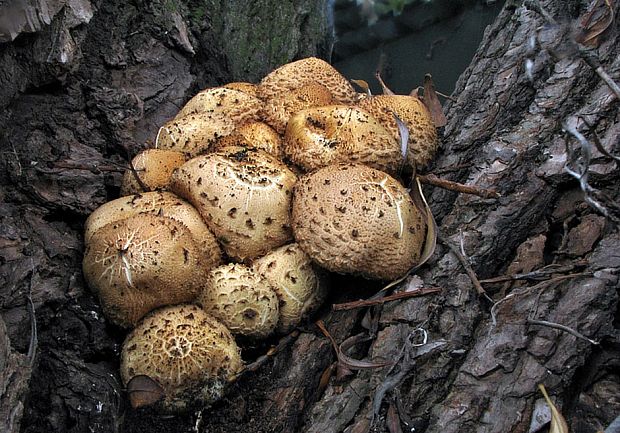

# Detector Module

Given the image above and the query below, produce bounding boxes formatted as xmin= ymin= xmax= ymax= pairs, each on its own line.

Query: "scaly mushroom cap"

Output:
xmin=82 ymin=215 xmax=209 ymax=327
xmin=258 ymin=57 xmax=358 ymax=104
xmin=260 ymin=82 xmax=334 ymax=134
xmin=357 ymin=95 xmax=438 ymax=167
xmin=198 ymin=263 xmax=279 ymax=338
xmin=291 ymin=164 xmax=426 ymax=280
xmin=174 ymin=87 xmax=262 ymax=122
xmin=120 ymin=149 xmax=187 ymax=196
xmin=156 ymin=114 xmax=236 ymax=157
xmin=84 ymin=191 xmax=222 ymax=267
xmin=283 ymin=105 xmax=401 ymax=174
xmin=213 ymin=121 xmax=283 ymax=159
xmin=252 ymin=243 xmax=329 ymax=333
xmin=170 ymin=146 xmax=298 ymax=262
xmin=222 ymin=82 xmax=259 ymax=97
xmin=120 ymin=304 xmax=242 ymax=412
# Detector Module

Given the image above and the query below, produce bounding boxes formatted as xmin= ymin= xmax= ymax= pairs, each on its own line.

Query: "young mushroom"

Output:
xmin=83 ymin=191 xmax=223 ymax=267
xmin=252 ymin=243 xmax=329 ymax=333
xmin=120 ymin=149 xmax=187 ymax=195
xmin=213 ymin=121 xmax=284 ymax=159
xmin=260 ymin=81 xmax=334 ymax=134
xmin=357 ymin=94 xmax=439 ymax=167
xmin=82 ymin=214 xmax=211 ymax=327
xmin=155 ymin=113 xmax=236 ymax=157
xmin=120 ymin=304 xmax=243 ymax=412
xmin=174 ymin=86 xmax=262 ymax=122
xmin=291 ymin=163 xmax=427 ymax=281
xmin=170 ymin=146 xmax=298 ymax=262
xmin=257 ymin=57 xmax=358 ymax=104
xmin=284 ymin=105 xmax=401 ymax=174
xmin=197 ymin=263 xmax=279 ymax=339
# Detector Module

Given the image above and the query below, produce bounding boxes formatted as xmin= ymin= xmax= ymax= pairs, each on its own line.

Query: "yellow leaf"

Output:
xmin=538 ymin=384 xmax=569 ymax=433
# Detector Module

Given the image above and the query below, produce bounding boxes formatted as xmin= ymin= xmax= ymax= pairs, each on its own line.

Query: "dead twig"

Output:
xmin=563 ymin=121 xmax=620 ymax=223
xmin=332 ymin=287 xmax=441 ymax=311
xmin=418 ymin=174 xmax=501 ymax=199
xmin=439 ymin=234 xmax=491 ymax=301
xmin=230 ymin=330 xmax=300 ymax=380
xmin=48 ymin=161 xmax=128 ymax=174
xmin=27 ymin=258 xmax=38 ymax=366
xmin=480 ymin=260 xmax=589 ymax=284
xmin=371 ymin=330 xmax=446 ymax=426
xmin=128 ymin=155 xmax=150 ymax=193
xmin=490 ymin=272 xmax=591 ymax=327
xmin=527 ymin=318 xmax=600 ymax=345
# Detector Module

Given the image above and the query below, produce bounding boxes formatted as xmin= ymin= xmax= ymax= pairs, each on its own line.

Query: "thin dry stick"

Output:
xmin=490 ymin=272 xmax=590 ymax=327
xmin=418 ymin=174 xmax=500 ymax=199
xmin=332 ymin=287 xmax=441 ymax=311
xmin=480 ymin=260 xmax=589 ymax=284
xmin=231 ymin=329 xmax=300 ymax=380
xmin=439 ymin=234 xmax=491 ymax=301
xmin=527 ymin=318 xmax=600 ymax=345
xmin=50 ymin=162 xmax=128 ymax=173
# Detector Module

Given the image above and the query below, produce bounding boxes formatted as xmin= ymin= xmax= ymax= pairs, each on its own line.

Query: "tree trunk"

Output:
xmin=1 ymin=1 xmax=619 ymax=433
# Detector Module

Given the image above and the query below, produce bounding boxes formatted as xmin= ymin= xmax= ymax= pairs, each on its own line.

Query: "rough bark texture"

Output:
xmin=1 ymin=1 xmax=619 ymax=433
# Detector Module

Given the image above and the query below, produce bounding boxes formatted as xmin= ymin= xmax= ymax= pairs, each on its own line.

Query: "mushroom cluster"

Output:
xmin=82 ymin=57 xmax=438 ymax=412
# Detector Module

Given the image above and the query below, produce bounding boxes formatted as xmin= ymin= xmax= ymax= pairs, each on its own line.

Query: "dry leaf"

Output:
xmin=316 ymin=321 xmax=392 ymax=373
xmin=387 ymin=403 xmax=404 ymax=433
xmin=394 ymin=113 xmax=409 ymax=173
xmin=126 ymin=374 xmax=165 ymax=409
xmin=574 ymin=0 xmax=615 ymax=47
xmin=375 ymin=70 xmax=395 ymax=95
xmin=351 ymin=79 xmax=372 ymax=96
xmin=423 ymin=74 xmax=447 ymax=127
xmin=538 ymin=384 xmax=569 ymax=433
xmin=409 ymin=176 xmax=438 ymax=271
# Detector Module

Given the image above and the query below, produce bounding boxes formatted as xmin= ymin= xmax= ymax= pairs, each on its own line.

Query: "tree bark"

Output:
xmin=1 ymin=1 xmax=619 ymax=433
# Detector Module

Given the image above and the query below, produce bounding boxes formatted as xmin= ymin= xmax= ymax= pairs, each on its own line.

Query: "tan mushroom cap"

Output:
xmin=170 ymin=146 xmax=298 ymax=262
xmin=260 ymin=82 xmax=334 ymax=134
xmin=292 ymin=164 xmax=427 ymax=281
xmin=120 ymin=149 xmax=187 ymax=196
xmin=222 ymin=82 xmax=259 ymax=97
xmin=284 ymin=105 xmax=401 ymax=174
xmin=156 ymin=113 xmax=236 ymax=157
xmin=120 ymin=304 xmax=242 ymax=412
xmin=357 ymin=95 xmax=438 ymax=167
xmin=174 ymin=87 xmax=262 ymax=122
xmin=84 ymin=191 xmax=222 ymax=267
xmin=252 ymin=243 xmax=329 ymax=333
xmin=213 ymin=121 xmax=283 ymax=159
xmin=197 ymin=263 xmax=279 ymax=338
xmin=82 ymin=215 xmax=209 ymax=327
xmin=258 ymin=57 xmax=358 ymax=104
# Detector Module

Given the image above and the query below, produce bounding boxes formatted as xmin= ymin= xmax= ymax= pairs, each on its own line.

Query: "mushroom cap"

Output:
xmin=222 ymin=82 xmax=259 ymax=97
xmin=283 ymin=105 xmax=401 ymax=174
xmin=257 ymin=57 xmax=358 ymax=104
xmin=174 ymin=87 xmax=262 ymax=122
xmin=82 ymin=215 xmax=209 ymax=327
xmin=291 ymin=164 xmax=427 ymax=280
xmin=213 ymin=121 xmax=284 ymax=159
xmin=156 ymin=113 xmax=236 ymax=157
xmin=260 ymin=82 xmax=334 ymax=134
xmin=83 ymin=191 xmax=222 ymax=267
xmin=120 ymin=304 xmax=242 ymax=412
xmin=170 ymin=146 xmax=298 ymax=262
xmin=120 ymin=149 xmax=187 ymax=196
xmin=252 ymin=243 xmax=329 ymax=333
xmin=197 ymin=263 xmax=279 ymax=338
xmin=357 ymin=95 xmax=438 ymax=167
